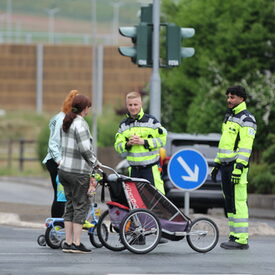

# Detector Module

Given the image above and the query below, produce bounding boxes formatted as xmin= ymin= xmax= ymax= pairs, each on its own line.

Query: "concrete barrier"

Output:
xmin=248 ymin=194 xmax=275 ymax=210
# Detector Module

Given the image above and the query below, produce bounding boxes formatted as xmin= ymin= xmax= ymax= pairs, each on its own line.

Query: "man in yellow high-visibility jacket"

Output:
xmin=114 ymin=91 xmax=167 ymax=194
xmin=211 ymin=85 xmax=257 ymax=250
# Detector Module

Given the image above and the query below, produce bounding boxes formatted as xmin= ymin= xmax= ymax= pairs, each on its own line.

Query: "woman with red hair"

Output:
xmin=59 ymin=94 xmax=99 ymax=253
xmin=43 ymin=90 xmax=79 ymax=218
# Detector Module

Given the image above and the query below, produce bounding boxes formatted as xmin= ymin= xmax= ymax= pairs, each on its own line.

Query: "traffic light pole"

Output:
xmin=149 ymin=0 xmax=161 ymax=122
xmin=118 ymin=2 xmax=195 ymax=122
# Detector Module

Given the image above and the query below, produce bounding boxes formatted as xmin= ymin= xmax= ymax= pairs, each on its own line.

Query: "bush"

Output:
xmin=85 ymin=108 xmax=123 ymax=147
xmin=248 ymin=134 xmax=275 ymax=194
xmin=248 ymin=163 xmax=275 ymax=194
xmin=97 ymin=109 xmax=123 ymax=147
xmin=262 ymin=135 xmax=275 ymax=173
xmin=37 ymin=122 xmax=50 ymax=169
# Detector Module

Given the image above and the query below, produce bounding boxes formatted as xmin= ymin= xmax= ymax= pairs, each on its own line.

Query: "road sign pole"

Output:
xmin=184 ymin=191 xmax=190 ymax=216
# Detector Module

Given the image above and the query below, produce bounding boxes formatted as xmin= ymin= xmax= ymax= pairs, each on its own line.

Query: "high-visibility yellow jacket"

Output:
xmin=215 ymin=102 xmax=257 ymax=167
xmin=114 ymin=108 xmax=167 ymax=166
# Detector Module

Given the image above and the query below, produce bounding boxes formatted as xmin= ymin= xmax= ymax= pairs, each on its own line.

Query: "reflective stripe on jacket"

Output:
xmin=215 ymin=102 xmax=257 ymax=167
xmin=114 ymin=108 xmax=167 ymax=166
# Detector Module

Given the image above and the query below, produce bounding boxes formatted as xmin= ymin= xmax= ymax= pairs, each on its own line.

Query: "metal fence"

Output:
xmin=0 ymin=31 xmax=114 ymax=45
xmin=0 ymin=139 xmax=38 ymax=171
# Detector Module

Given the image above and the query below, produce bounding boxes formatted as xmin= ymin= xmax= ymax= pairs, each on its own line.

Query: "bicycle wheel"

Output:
xmin=119 ymin=209 xmax=161 ymax=254
xmin=37 ymin=234 xmax=46 ymax=246
xmin=97 ymin=210 xmax=126 ymax=251
xmin=186 ymin=217 xmax=219 ymax=253
xmin=45 ymin=223 xmax=65 ymax=249
xmin=89 ymin=224 xmax=106 ymax=248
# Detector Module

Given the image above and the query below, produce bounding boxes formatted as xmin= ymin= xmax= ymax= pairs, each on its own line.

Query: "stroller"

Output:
xmin=96 ymin=164 xmax=219 ymax=254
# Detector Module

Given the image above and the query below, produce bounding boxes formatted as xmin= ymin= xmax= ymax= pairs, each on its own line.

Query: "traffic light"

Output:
xmin=140 ymin=4 xmax=152 ymax=23
xmin=118 ymin=23 xmax=152 ymax=67
xmin=118 ymin=26 xmax=137 ymax=63
xmin=166 ymin=24 xmax=195 ymax=67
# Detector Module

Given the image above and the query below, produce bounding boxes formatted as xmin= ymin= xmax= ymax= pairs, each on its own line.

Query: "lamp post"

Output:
xmin=150 ymin=0 xmax=161 ymax=121
xmin=6 ymin=0 xmax=12 ymax=42
xmin=0 ymin=13 xmax=6 ymax=43
xmin=45 ymin=7 xmax=59 ymax=44
xmin=91 ymin=0 xmax=97 ymax=42
xmin=91 ymin=0 xmax=98 ymax=155
xmin=111 ymin=0 xmax=122 ymax=45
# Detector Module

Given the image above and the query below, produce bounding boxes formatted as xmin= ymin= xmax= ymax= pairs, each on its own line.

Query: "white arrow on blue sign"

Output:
xmin=167 ymin=149 xmax=208 ymax=191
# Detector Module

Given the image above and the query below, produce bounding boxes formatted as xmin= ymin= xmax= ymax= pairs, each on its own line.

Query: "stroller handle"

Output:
xmin=97 ymin=164 xmax=120 ymax=178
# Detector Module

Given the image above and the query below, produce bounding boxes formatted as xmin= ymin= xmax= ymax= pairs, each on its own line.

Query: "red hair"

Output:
xmin=62 ymin=95 xmax=92 ymax=133
xmin=61 ymin=90 xmax=79 ymax=113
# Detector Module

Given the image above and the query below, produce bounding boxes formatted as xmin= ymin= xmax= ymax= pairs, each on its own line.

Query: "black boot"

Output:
xmin=220 ymin=240 xmax=249 ymax=250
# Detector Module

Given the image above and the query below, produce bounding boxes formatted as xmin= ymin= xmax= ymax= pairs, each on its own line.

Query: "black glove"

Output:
xmin=231 ymin=163 xmax=244 ymax=184
xmin=211 ymin=163 xmax=221 ymax=182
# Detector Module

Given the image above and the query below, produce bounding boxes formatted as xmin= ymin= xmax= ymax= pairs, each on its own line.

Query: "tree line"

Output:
xmin=160 ymin=0 xmax=275 ymax=193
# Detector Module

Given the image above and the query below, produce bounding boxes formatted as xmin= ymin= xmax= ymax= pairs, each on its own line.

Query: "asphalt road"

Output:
xmin=0 ymin=179 xmax=52 ymax=205
xmin=1 ymin=177 xmax=275 ymax=274
xmin=0 ymin=178 xmax=52 ymax=224
xmin=1 ymin=225 xmax=275 ymax=275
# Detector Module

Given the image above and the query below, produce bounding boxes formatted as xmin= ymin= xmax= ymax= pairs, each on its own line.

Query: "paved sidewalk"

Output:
xmin=0 ymin=176 xmax=49 ymax=188
xmin=249 ymin=207 xmax=275 ymax=220
xmin=1 ymin=176 xmax=275 ymax=217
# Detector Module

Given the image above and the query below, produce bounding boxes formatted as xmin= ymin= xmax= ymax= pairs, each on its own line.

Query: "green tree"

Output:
xmin=96 ymin=108 xmax=123 ymax=147
xmin=186 ymin=71 xmax=275 ymax=151
xmin=161 ymin=0 xmax=275 ymax=151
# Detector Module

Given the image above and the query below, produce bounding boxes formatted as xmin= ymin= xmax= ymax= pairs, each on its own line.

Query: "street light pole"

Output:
xmin=150 ymin=0 xmax=161 ymax=121
xmin=111 ymin=0 xmax=122 ymax=45
xmin=91 ymin=0 xmax=97 ymax=41
xmin=0 ymin=14 xmax=7 ymax=43
xmin=91 ymin=0 xmax=98 ymax=156
xmin=6 ymin=0 xmax=12 ymax=42
xmin=45 ymin=7 xmax=59 ymax=44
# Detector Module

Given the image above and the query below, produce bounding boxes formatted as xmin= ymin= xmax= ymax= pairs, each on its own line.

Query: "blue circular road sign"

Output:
xmin=167 ymin=149 xmax=208 ymax=191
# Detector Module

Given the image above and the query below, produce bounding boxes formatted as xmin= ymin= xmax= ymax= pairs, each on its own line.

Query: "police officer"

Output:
xmin=211 ymin=85 xmax=257 ymax=250
xmin=115 ymin=91 xmax=167 ymax=194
